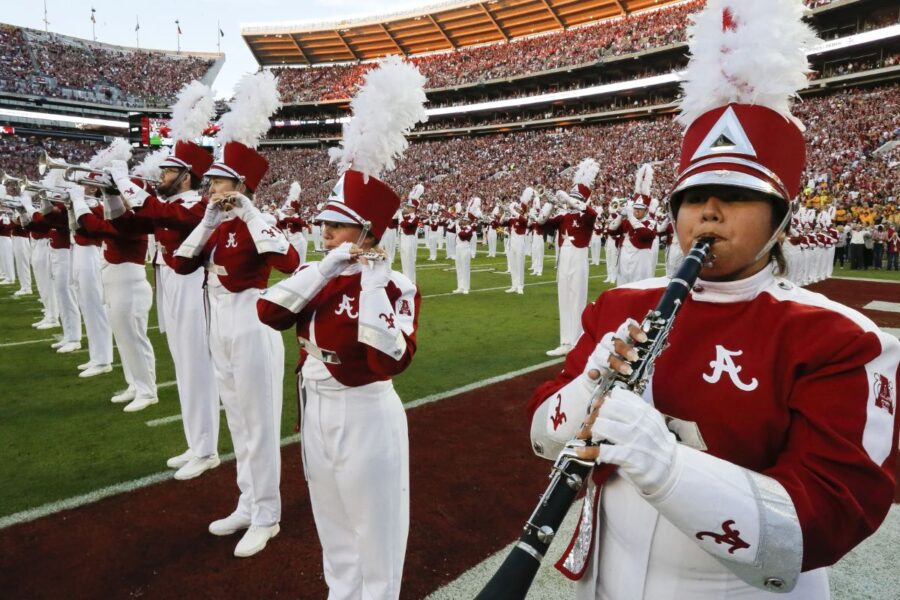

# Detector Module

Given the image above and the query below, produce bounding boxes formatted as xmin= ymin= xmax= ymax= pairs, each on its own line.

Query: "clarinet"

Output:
xmin=475 ymin=237 xmax=715 ymax=600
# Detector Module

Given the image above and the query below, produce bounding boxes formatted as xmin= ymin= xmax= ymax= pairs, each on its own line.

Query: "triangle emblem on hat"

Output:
xmin=691 ymin=106 xmax=758 ymax=161
xmin=329 ymin=174 xmax=346 ymax=203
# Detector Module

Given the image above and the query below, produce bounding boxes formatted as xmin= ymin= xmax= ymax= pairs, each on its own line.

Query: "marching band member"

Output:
xmin=277 ymin=181 xmax=308 ymax=264
xmin=10 ymin=212 xmax=33 ymax=297
xmin=399 ymin=198 xmax=420 ymax=284
xmin=425 ymin=204 xmax=440 ymax=261
xmin=106 ymin=81 xmax=221 ymax=475
xmin=609 ymin=164 xmax=658 ymax=286
xmin=603 ymin=203 xmax=623 ymax=284
xmin=454 ymin=215 xmax=474 ymax=294
xmin=20 ymin=174 xmax=83 ymax=353
xmin=0 ymin=211 xmax=15 ymax=285
xmin=487 ymin=205 xmax=499 ymax=257
xmin=539 ymin=159 xmax=600 ymax=356
xmin=382 ymin=208 xmax=400 ymax=265
xmin=504 ymin=191 xmax=530 ymax=294
xmin=257 ymin=57 xmax=426 ymax=599
xmin=529 ymin=192 xmax=546 ymax=276
xmin=28 ymin=206 xmax=58 ymax=329
xmin=589 ymin=215 xmax=604 ymax=267
xmin=528 ymin=2 xmax=898 ymax=597
xmin=174 ymin=71 xmax=295 ymax=557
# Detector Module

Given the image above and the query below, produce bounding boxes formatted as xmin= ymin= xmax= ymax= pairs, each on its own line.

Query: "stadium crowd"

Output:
xmin=0 ymin=24 xmax=215 ymax=107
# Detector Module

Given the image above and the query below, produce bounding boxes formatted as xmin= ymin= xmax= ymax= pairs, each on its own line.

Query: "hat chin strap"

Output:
xmin=752 ymin=201 xmax=795 ymax=263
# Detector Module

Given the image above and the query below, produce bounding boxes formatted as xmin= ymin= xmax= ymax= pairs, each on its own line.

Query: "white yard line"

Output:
xmin=422 ymin=274 xmax=606 ymax=299
xmin=1 ymin=359 xmax=563 ymax=530
xmin=864 ymin=301 xmax=900 ymax=313
xmin=830 ymin=276 xmax=900 ymax=284
xmin=0 ymin=325 xmax=159 ymax=348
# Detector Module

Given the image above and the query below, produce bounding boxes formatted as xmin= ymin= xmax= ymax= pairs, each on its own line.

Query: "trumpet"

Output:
xmin=609 ymin=198 xmax=623 ymax=213
xmin=0 ymin=197 xmax=24 ymax=210
xmin=39 ymin=152 xmax=158 ymax=190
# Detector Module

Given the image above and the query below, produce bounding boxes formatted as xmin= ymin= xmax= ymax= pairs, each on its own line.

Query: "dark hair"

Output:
xmin=189 ymin=172 xmax=202 ymax=190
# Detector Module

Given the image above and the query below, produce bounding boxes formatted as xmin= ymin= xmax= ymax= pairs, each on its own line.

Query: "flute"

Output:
xmin=475 ymin=237 xmax=715 ymax=600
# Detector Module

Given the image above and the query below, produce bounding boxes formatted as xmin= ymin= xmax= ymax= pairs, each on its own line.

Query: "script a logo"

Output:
xmin=334 ymin=294 xmax=358 ymax=319
xmin=702 ymin=345 xmax=758 ymax=392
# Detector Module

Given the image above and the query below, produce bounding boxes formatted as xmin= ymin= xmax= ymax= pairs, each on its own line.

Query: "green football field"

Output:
xmin=1 ymin=246 xmax=897 ymax=519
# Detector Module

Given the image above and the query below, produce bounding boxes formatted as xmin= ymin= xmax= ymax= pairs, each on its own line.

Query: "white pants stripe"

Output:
xmin=72 ymin=244 xmax=113 ymax=365
xmin=455 ymin=241 xmax=471 ymax=291
xmin=0 ymin=237 xmax=14 ymax=281
xmin=302 ymin=379 xmax=409 ymax=600
xmin=509 ymin=232 xmax=526 ymax=290
xmin=399 ymin=234 xmax=417 ymax=284
xmin=158 ymin=265 xmax=219 ymax=457
xmin=531 ymin=233 xmax=545 ymax=275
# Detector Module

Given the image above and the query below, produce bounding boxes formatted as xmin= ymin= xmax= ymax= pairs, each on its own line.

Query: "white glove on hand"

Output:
xmin=584 ymin=318 xmax=641 ymax=381
xmin=228 ymin=194 xmax=259 ymax=222
xmin=68 ymin=186 xmax=89 ymax=218
xmin=19 ymin=193 xmax=35 ymax=215
xmin=360 ymin=255 xmax=391 ymax=291
xmin=318 ymin=241 xmax=353 ymax=279
xmin=108 ymin=160 xmax=130 ymax=187
xmin=591 ymin=386 xmax=677 ymax=495
xmin=200 ymin=201 xmax=221 ymax=229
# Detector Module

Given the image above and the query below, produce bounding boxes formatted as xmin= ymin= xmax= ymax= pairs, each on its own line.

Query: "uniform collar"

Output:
xmin=689 ymin=266 xmax=781 ymax=304
xmin=164 ymin=189 xmax=200 ymax=203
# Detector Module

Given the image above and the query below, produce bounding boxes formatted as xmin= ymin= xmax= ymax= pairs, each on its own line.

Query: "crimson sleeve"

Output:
xmin=262 ymin=244 xmax=300 ymax=274
xmin=110 ymin=209 xmax=156 ymax=235
xmin=137 ymin=195 xmax=205 ymax=231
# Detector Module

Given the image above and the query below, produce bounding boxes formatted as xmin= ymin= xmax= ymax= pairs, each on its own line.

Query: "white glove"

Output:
xmin=200 ymin=201 xmax=221 ymax=229
xmin=108 ymin=160 xmax=130 ymax=187
xmin=318 ymin=241 xmax=353 ymax=279
xmin=18 ymin=193 xmax=35 ymax=215
xmin=68 ymin=185 xmax=90 ymax=219
xmin=591 ymin=386 xmax=677 ymax=495
xmin=360 ymin=255 xmax=391 ymax=291
xmin=228 ymin=194 xmax=259 ymax=222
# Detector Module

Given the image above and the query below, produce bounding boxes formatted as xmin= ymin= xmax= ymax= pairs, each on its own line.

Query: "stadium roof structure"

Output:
xmin=241 ymin=0 xmax=686 ymax=66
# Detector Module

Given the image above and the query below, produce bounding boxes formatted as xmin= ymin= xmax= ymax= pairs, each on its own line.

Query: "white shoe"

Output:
xmin=79 ymin=364 xmax=112 ymax=378
xmin=50 ymin=339 xmax=66 ymax=349
xmin=166 ymin=448 xmax=193 ymax=468
xmin=13 ymin=289 xmax=31 ymax=297
xmin=234 ymin=524 xmax=280 ymax=558
xmin=174 ymin=454 xmax=220 ymax=480
xmin=36 ymin=320 xmax=60 ymax=330
xmin=516 ymin=288 xmax=524 ymax=295
xmin=462 ymin=290 xmax=469 ymax=294
xmin=77 ymin=360 xmax=96 ymax=371
xmin=0 ymin=279 xmax=12 ymax=285
xmin=545 ymin=345 xmax=571 ymax=357
xmin=123 ymin=396 xmax=158 ymax=412
xmin=209 ymin=512 xmax=252 ymax=536
xmin=452 ymin=288 xmax=462 ymax=294
xmin=111 ymin=387 xmax=136 ymax=404
xmin=505 ymin=287 xmax=516 ymax=293
xmin=56 ymin=342 xmax=82 ymax=353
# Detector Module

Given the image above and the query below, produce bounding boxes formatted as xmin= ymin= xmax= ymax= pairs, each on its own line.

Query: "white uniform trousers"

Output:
xmin=580 ymin=474 xmax=830 ymax=600
xmin=487 ymin=228 xmax=497 ymax=257
xmin=0 ymin=237 xmax=14 ymax=281
xmin=399 ymin=234 xmax=417 ymax=284
xmin=530 ymin=233 xmax=545 ymax=275
xmin=783 ymin=243 xmax=802 ymax=285
xmin=509 ymin=232 xmax=526 ymax=291
xmin=311 ymin=224 xmax=323 ymax=251
xmin=32 ymin=239 xmax=57 ymax=320
xmin=50 ymin=247 xmax=81 ymax=343
xmin=381 ymin=228 xmax=398 ymax=266
xmin=470 ymin=231 xmax=477 ymax=258
xmin=455 ymin=240 xmax=471 ymax=292
xmin=13 ymin=237 xmax=32 ymax=293
xmin=208 ymin=281 xmax=283 ymax=526
xmin=72 ymin=244 xmax=113 ymax=365
xmin=426 ymin=230 xmax=438 ymax=260
xmin=524 ymin=232 xmax=533 ymax=257
xmin=826 ymin=245 xmax=835 ymax=279
xmin=288 ymin=232 xmax=307 ymax=265
xmin=604 ymin=239 xmax=619 ymax=283
xmin=590 ymin=233 xmax=603 ymax=266
xmin=157 ymin=264 xmax=220 ymax=457
xmin=557 ymin=244 xmax=588 ymax=347
xmin=445 ymin=231 xmax=456 ymax=260
xmin=437 ymin=226 xmax=445 ymax=249
xmin=616 ymin=243 xmax=655 ymax=286
xmin=103 ymin=262 xmax=156 ymax=400
xmin=302 ymin=378 xmax=409 ymax=600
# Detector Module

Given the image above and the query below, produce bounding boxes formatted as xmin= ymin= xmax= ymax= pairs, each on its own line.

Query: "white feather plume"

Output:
xmin=41 ymin=167 xmax=65 ymax=189
xmin=467 ymin=196 xmax=482 ymax=218
xmin=634 ymin=163 xmax=654 ymax=197
xmin=287 ymin=181 xmax=302 ymax=203
xmin=169 ymin=80 xmax=216 ymax=142
xmin=573 ymin=158 xmax=600 ymax=188
xmin=329 ymin=56 xmax=428 ymax=181
xmin=133 ymin=148 xmax=170 ymax=180
xmin=89 ymin=138 xmax=132 ymax=170
xmin=520 ymin=187 xmax=535 ymax=204
xmin=677 ymin=0 xmax=820 ymax=129
xmin=218 ymin=71 xmax=281 ymax=149
xmin=408 ymin=183 xmax=425 ymax=201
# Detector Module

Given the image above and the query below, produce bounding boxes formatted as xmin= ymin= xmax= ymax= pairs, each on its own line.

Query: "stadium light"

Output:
xmin=0 ymin=108 xmax=128 ymax=130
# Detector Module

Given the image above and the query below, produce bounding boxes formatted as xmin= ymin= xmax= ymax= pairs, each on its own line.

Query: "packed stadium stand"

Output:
xmin=0 ymin=23 xmax=222 ymax=107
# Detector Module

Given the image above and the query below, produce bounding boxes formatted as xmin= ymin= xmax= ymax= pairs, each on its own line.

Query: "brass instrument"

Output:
xmin=39 ymin=151 xmax=157 ymax=190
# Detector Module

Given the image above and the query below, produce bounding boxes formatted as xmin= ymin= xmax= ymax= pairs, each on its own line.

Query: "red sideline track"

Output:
xmin=0 ymin=366 xmax=558 ymax=600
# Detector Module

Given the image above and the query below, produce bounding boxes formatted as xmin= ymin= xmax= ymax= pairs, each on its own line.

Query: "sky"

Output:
xmin=2 ymin=0 xmax=439 ymax=98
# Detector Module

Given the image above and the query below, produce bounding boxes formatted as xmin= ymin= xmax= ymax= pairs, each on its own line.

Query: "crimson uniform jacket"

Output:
xmin=0 ymin=219 xmax=11 ymax=237
xmin=457 ymin=225 xmax=474 ymax=242
xmin=528 ymin=270 xmax=899 ymax=571
xmin=111 ymin=191 xmax=206 ymax=269
xmin=277 ymin=216 xmax=307 ymax=234
xmin=504 ymin=215 xmax=529 ymax=235
xmin=399 ymin=215 xmax=419 ymax=236
xmin=546 ymin=208 xmax=598 ymax=248
xmin=28 ymin=208 xmax=71 ymax=249
xmin=607 ymin=215 xmax=655 ymax=250
xmin=257 ymin=263 xmax=420 ymax=387
xmin=74 ymin=205 xmax=147 ymax=265
xmin=173 ymin=216 xmax=299 ymax=293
